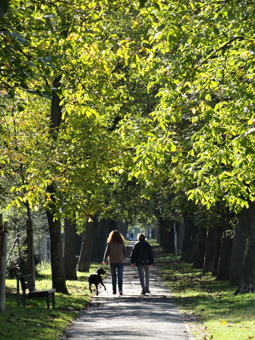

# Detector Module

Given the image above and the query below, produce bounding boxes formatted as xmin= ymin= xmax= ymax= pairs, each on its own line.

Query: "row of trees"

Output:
xmin=1 ymin=0 xmax=159 ymax=293
xmin=133 ymin=0 xmax=255 ymax=293
xmin=1 ymin=0 xmax=255 ymax=294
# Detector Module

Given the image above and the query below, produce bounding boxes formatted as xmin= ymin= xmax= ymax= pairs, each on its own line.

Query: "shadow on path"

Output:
xmin=61 ymin=243 xmax=194 ymax=340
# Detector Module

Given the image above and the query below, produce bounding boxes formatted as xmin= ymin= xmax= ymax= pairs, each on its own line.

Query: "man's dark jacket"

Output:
xmin=130 ymin=239 xmax=154 ymax=266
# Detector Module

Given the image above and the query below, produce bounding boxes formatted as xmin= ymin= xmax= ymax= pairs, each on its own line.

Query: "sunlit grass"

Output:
xmin=154 ymin=246 xmax=255 ymax=340
xmin=2 ymin=263 xmax=107 ymax=340
xmin=147 ymin=238 xmax=158 ymax=246
xmin=5 ymin=244 xmax=255 ymax=340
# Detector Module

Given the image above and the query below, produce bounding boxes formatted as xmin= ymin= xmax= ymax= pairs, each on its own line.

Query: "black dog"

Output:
xmin=88 ymin=268 xmax=106 ymax=295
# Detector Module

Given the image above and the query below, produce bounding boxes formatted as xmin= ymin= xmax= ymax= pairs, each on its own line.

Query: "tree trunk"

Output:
xmin=64 ymin=217 xmax=77 ymax=280
xmin=46 ymin=209 xmax=68 ymax=293
xmin=27 ymin=220 xmax=35 ymax=287
xmin=78 ymin=217 xmax=96 ymax=272
xmin=157 ymin=219 xmax=161 ymax=244
xmin=116 ymin=221 xmax=128 ymax=238
xmin=51 ymin=76 xmax=62 ymax=129
xmin=203 ymin=228 xmax=214 ymax=274
xmin=158 ymin=218 xmax=173 ymax=252
xmin=181 ymin=212 xmax=194 ymax=261
xmin=46 ymin=76 xmax=68 ymax=294
xmin=229 ymin=207 xmax=251 ymax=286
xmin=158 ymin=218 xmax=165 ymax=249
xmin=193 ymin=226 xmax=207 ymax=269
xmin=165 ymin=220 xmax=174 ymax=253
xmin=185 ymin=223 xmax=199 ymax=263
xmin=25 ymin=203 xmax=35 ymax=285
xmin=177 ymin=221 xmax=185 ymax=255
xmin=236 ymin=201 xmax=255 ymax=294
xmin=91 ymin=218 xmax=115 ymax=262
xmin=216 ymin=229 xmax=232 ymax=281
xmin=211 ymin=227 xmax=222 ymax=276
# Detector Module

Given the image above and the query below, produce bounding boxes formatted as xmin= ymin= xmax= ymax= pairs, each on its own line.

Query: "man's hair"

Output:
xmin=138 ymin=233 xmax=145 ymax=241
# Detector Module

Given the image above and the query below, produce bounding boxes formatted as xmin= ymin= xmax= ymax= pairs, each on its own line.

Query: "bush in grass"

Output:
xmin=6 ymin=242 xmax=41 ymax=278
xmin=6 ymin=250 xmax=27 ymax=278
xmin=5 ymin=209 xmax=47 ymax=278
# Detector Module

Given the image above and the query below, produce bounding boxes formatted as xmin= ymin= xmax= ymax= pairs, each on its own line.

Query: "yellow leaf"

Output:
xmin=222 ymin=320 xmax=226 ymax=325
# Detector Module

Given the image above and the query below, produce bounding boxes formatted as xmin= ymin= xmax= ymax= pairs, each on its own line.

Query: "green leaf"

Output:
xmin=213 ymin=26 xmax=220 ymax=35
xmin=0 ymin=0 xmax=9 ymax=18
xmin=139 ymin=0 xmax=147 ymax=8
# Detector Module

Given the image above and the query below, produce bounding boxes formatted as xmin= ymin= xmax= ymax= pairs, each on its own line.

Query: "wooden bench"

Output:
xmin=17 ymin=274 xmax=56 ymax=309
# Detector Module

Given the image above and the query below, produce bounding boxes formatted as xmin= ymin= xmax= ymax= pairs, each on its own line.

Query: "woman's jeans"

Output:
xmin=110 ymin=263 xmax=124 ymax=294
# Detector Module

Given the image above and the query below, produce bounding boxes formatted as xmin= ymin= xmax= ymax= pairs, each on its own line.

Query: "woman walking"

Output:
xmin=103 ymin=230 xmax=126 ymax=295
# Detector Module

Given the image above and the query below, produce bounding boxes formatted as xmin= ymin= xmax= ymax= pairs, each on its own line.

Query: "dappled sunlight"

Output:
xmin=2 ymin=263 xmax=108 ymax=339
xmin=61 ymin=252 xmax=191 ymax=340
xmin=156 ymin=251 xmax=255 ymax=340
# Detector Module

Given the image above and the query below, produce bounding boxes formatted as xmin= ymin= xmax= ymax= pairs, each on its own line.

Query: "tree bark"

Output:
xmin=64 ymin=217 xmax=77 ymax=280
xmin=181 ymin=212 xmax=195 ymax=261
xmin=157 ymin=219 xmax=161 ymax=244
xmin=203 ymin=228 xmax=214 ymax=274
xmin=78 ymin=217 xmax=96 ymax=272
xmin=116 ymin=221 xmax=128 ymax=239
xmin=229 ymin=207 xmax=251 ymax=286
xmin=158 ymin=217 xmax=165 ymax=249
xmin=27 ymin=220 xmax=35 ymax=288
xmin=236 ymin=201 xmax=255 ymax=294
xmin=193 ymin=226 xmax=207 ymax=269
xmin=216 ymin=228 xmax=232 ymax=281
xmin=46 ymin=75 xmax=68 ymax=294
xmin=91 ymin=218 xmax=115 ymax=262
xmin=158 ymin=218 xmax=173 ymax=252
xmin=211 ymin=227 xmax=222 ymax=277
xmin=46 ymin=209 xmax=68 ymax=293
xmin=185 ymin=223 xmax=199 ymax=263
xmin=177 ymin=221 xmax=185 ymax=255
xmin=51 ymin=76 xmax=62 ymax=129
xmin=164 ymin=219 xmax=173 ymax=253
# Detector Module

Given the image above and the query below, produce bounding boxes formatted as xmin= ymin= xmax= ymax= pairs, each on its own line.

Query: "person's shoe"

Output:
xmin=119 ymin=291 xmax=123 ymax=296
xmin=113 ymin=292 xmax=116 ymax=295
xmin=141 ymin=289 xmax=146 ymax=295
xmin=146 ymin=289 xmax=151 ymax=293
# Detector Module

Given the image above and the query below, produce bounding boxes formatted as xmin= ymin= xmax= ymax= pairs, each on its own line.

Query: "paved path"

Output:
xmin=62 ymin=245 xmax=194 ymax=340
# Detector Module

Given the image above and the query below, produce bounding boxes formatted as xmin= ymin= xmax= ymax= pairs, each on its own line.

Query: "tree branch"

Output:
xmin=196 ymin=36 xmax=245 ymax=70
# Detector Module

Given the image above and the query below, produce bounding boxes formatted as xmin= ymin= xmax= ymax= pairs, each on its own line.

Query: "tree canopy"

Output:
xmin=1 ymin=0 xmax=255 ymax=223
xmin=1 ymin=0 xmax=255 ymax=293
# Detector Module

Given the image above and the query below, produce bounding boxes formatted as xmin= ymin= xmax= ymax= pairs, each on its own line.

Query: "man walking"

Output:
xmin=130 ymin=234 xmax=154 ymax=294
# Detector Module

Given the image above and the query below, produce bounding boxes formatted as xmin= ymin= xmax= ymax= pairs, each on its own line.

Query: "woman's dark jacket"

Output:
xmin=130 ymin=239 xmax=154 ymax=266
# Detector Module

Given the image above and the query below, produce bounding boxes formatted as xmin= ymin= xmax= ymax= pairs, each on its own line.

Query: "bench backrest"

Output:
xmin=20 ymin=274 xmax=35 ymax=293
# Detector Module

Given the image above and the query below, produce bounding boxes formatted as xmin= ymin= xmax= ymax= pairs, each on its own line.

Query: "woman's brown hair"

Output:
xmin=107 ymin=230 xmax=125 ymax=244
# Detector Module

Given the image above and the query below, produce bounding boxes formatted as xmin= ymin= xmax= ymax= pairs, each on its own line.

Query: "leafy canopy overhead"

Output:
xmin=2 ymin=0 xmax=255 ymax=222
xmin=124 ymin=0 xmax=255 ymax=214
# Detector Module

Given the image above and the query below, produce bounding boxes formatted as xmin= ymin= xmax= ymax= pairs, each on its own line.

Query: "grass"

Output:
xmin=153 ymin=244 xmax=255 ymax=340
xmin=1 ymin=263 xmax=109 ymax=340
xmin=3 ymin=242 xmax=255 ymax=340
